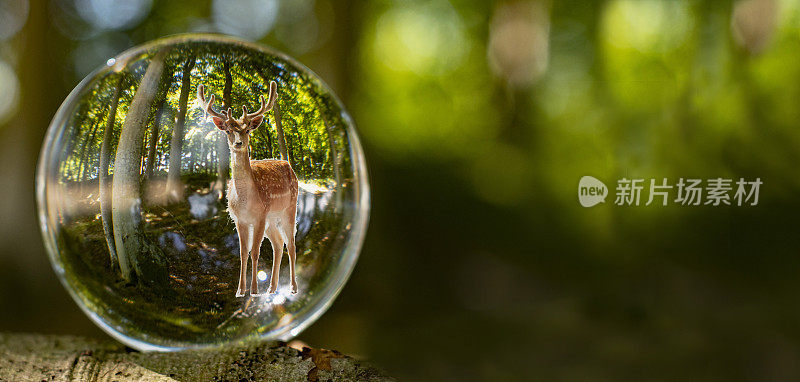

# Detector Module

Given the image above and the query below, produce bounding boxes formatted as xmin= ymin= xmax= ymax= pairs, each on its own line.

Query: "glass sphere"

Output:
xmin=36 ymin=35 xmax=369 ymax=351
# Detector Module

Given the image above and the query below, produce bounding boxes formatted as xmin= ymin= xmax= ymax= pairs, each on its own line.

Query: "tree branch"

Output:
xmin=0 ymin=333 xmax=393 ymax=381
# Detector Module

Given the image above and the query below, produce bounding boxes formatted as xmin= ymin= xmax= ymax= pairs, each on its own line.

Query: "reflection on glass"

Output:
xmin=36 ymin=35 xmax=369 ymax=350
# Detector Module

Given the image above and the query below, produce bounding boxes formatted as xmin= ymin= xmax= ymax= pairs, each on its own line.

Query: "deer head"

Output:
xmin=197 ymin=81 xmax=278 ymax=152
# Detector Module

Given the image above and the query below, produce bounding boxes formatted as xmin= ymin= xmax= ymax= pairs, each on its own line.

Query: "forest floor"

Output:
xmin=58 ymin=174 xmax=270 ymax=345
xmin=55 ymin=172 xmax=341 ymax=346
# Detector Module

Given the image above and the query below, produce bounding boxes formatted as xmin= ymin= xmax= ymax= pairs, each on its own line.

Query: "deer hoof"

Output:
xmin=291 ymin=283 xmax=298 ymax=294
xmin=236 ymin=289 xmax=247 ymax=298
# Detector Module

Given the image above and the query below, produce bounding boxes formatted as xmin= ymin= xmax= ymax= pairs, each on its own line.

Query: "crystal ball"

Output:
xmin=36 ymin=35 xmax=369 ymax=351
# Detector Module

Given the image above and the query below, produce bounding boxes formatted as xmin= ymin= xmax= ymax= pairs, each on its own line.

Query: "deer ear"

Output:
xmin=211 ymin=116 xmax=227 ymax=130
xmin=248 ymin=115 xmax=264 ymax=130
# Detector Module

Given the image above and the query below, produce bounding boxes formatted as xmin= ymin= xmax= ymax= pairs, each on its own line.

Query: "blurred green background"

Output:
xmin=2 ymin=0 xmax=800 ymax=380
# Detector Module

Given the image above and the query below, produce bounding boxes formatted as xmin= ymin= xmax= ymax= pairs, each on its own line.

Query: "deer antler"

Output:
xmin=241 ymin=81 xmax=278 ymax=121
xmin=197 ymin=84 xmax=228 ymax=120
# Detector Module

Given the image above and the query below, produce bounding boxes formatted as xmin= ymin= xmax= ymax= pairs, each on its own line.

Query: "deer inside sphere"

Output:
xmin=197 ymin=81 xmax=299 ymax=296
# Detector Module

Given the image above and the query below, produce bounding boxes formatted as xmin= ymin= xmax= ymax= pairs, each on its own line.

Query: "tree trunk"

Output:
xmin=112 ymin=48 xmax=169 ymax=282
xmin=165 ymin=56 xmax=195 ymax=202
xmin=318 ymin=104 xmax=342 ymax=214
xmin=273 ymin=100 xmax=290 ymax=163
xmin=313 ymin=98 xmax=342 ymax=189
xmin=264 ymin=123 xmax=274 ymax=158
xmin=77 ymin=118 xmax=102 ymax=184
xmin=254 ymin=68 xmax=289 ymax=162
xmin=198 ymin=139 xmax=204 ymax=172
xmin=188 ymin=144 xmax=196 ymax=172
xmin=145 ymin=96 xmax=166 ymax=180
xmin=99 ymin=76 xmax=124 ymax=271
xmin=0 ymin=333 xmax=393 ymax=381
xmin=213 ymin=60 xmax=233 ymax=199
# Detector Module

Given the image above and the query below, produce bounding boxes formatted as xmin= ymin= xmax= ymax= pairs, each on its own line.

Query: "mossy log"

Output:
xmin=0 ymin=333 xmax=392 ymax=381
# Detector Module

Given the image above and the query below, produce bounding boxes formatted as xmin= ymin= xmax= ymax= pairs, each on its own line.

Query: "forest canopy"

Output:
xmin=57 ymin=40 xmax=348 ymax=188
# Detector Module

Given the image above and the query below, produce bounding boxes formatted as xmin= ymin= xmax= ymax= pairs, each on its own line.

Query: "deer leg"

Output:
xmin=249 ymin=218 xmax=266 ymax=296
xmin=235 ymin=221 xmax=250 ymax=297
xmin=285 ymin=205 xmax=298 ymax=294
xmin=267 ymin=224 xmax=285 ymax=294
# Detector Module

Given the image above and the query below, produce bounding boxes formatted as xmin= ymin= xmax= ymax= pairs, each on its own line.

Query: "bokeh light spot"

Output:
xmin=75 ymin=0 xmax=153 ymax=30
xmin=0 ymin=0 xmax=28 ymax=40
xmin=602 ymin=0 xmax=693 ymax=53
xmin=0 ymin=60 xmax=20 ymax=125
xmin=212 ymin=0 xmax=278 ymax=40
xmin=373 ymin=2 xmax=467 ymax=75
